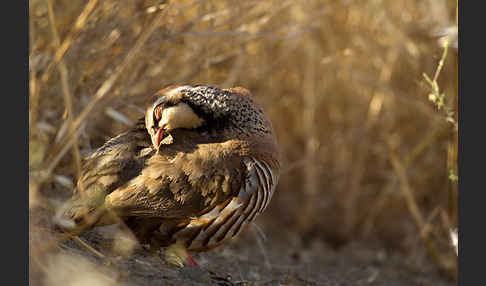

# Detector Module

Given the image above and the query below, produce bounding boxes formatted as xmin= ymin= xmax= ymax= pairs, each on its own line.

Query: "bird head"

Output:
xmin=145 ymin=84 xmax=272 ymax=149
xmin=145 ymin=85 xmax=205 ymax=149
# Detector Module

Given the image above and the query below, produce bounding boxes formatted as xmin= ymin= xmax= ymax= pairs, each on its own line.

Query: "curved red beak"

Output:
xmin=155 ymin=128 xmax=164 ymax=148
xmin=152 ymin=124 xmax=167 ymax=148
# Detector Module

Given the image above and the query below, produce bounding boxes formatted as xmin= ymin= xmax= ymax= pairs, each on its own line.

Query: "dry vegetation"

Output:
xmin=29 ymin=0 xmax=458 ymax=285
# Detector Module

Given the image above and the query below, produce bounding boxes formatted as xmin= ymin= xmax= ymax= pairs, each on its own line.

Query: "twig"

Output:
xmin=29 ymin=1 xmax=39 ymax=141
xmin=252 ymin=223 xmax=271 ymax=269
xmin=29 ymin=59 xmax=39 ymax=140
xmin=419 ymin=207 xmax=441 ymax=240
xmin=40 ymin=0 xmax=100 ymax=86
xmin=361 ymin=180 xmax=393 ymax=237
xmin=45 ymin=0 xmax=83 ymax=180
xmin=386 ymin=136 xmax=442 ymax=264
xmin=386 ymin=137 xmax=425 ymax=227
xmin=432 ymin=41 xmax=449 ymax=83
xmin=300 ymin=34 xmax=319 ymax=230
xmin=41 ymin=8 xmax=167 ymax=183
xmin=423 ymin=41 xmax=455 ymax=132
xmin=403 ymin=121 xmax=448 ymax=168
xmin=71 ymin=236 xmax=107 ymax=260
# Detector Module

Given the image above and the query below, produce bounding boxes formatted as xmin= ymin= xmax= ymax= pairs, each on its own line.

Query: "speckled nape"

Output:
xmin=181 ymin=85 xmax=272 ymax=135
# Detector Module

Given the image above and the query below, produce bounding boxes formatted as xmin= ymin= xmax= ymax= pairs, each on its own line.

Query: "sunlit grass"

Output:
xmin=29 ymin=0 xmax=458 ymax=283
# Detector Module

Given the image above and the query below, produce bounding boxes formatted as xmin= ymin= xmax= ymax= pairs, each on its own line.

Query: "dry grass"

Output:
xmin=29 ymin=0 xmax=458 ymax=283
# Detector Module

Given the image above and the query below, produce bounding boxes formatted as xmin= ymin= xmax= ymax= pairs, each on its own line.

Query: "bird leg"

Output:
xmin=165 ymin=241 xmax=199 ymax=268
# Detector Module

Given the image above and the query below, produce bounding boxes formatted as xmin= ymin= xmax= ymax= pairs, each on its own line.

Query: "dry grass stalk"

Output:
xmin=29 ymin=0 xmax=458 ymax=282
xmin=386 ymin=137 xmax=425 ymax=229
xmin=386 ymin=137 xmax=449 ymax=273
xmin=300 ymin=36 xmax=320 ymax=231
xmin=252 ymin=223 xmax=272 ymax=270
xmin=29 ymin=2 xmax=39 ymax=142
xmin=40 ymin=7 xmax=168 ymax=184
xmin=45 ymin=0 xmax=83 ymax=179
xmin=423 ymin=40 xmax=458 ymax=254
xmin=71 ymin=236 xmax=107 ymax=260
xmin=40 ymin=0 xmax=100 ymax=86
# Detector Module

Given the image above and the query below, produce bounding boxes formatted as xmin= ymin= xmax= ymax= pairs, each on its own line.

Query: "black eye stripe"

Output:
xmin=155 ymin=101 xmax=177 ymax=109
xmin=152 ymin=100 xmax=178 ymax=122
xmin=164 ymin=101 xmax=177 ymax=107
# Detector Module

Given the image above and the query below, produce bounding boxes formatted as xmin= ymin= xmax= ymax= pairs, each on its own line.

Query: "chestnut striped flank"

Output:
xmin=174 ymin=157 xmax=278 ymax=251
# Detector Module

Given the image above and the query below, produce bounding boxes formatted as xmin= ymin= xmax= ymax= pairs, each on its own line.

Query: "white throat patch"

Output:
xmin=159 ymin=102 xmax=204 ymax=130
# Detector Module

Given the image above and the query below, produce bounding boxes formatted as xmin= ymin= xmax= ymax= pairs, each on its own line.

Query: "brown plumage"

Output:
xmin=56 ymin=85 xmax=280 ymax=266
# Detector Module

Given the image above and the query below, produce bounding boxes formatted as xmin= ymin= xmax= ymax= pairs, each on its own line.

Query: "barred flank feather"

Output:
xmin=176 ymin=157 xmax=279 ymax=251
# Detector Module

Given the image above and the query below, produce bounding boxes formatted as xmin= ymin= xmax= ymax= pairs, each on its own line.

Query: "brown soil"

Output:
xmin=30 ymin=208 xmax=454 ymax=286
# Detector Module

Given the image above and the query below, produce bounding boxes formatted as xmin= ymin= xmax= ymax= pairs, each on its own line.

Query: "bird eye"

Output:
xmin=154 ymin=105 xmax=163 ymax=122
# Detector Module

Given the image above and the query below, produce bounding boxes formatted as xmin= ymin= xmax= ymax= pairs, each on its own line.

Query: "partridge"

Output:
xmin=56 ymin=85 xmax=280 ymax=267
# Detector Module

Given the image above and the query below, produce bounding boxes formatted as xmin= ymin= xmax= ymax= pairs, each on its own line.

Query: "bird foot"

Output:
xmin=165 ymin=242 xmax=199 ymax=268
xmin=185 ymin=254 xmax=199 ymax=267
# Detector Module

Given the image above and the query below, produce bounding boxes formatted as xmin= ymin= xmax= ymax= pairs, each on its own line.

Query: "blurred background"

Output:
xmin=29 ymin=0 xmax=458 ymax=284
